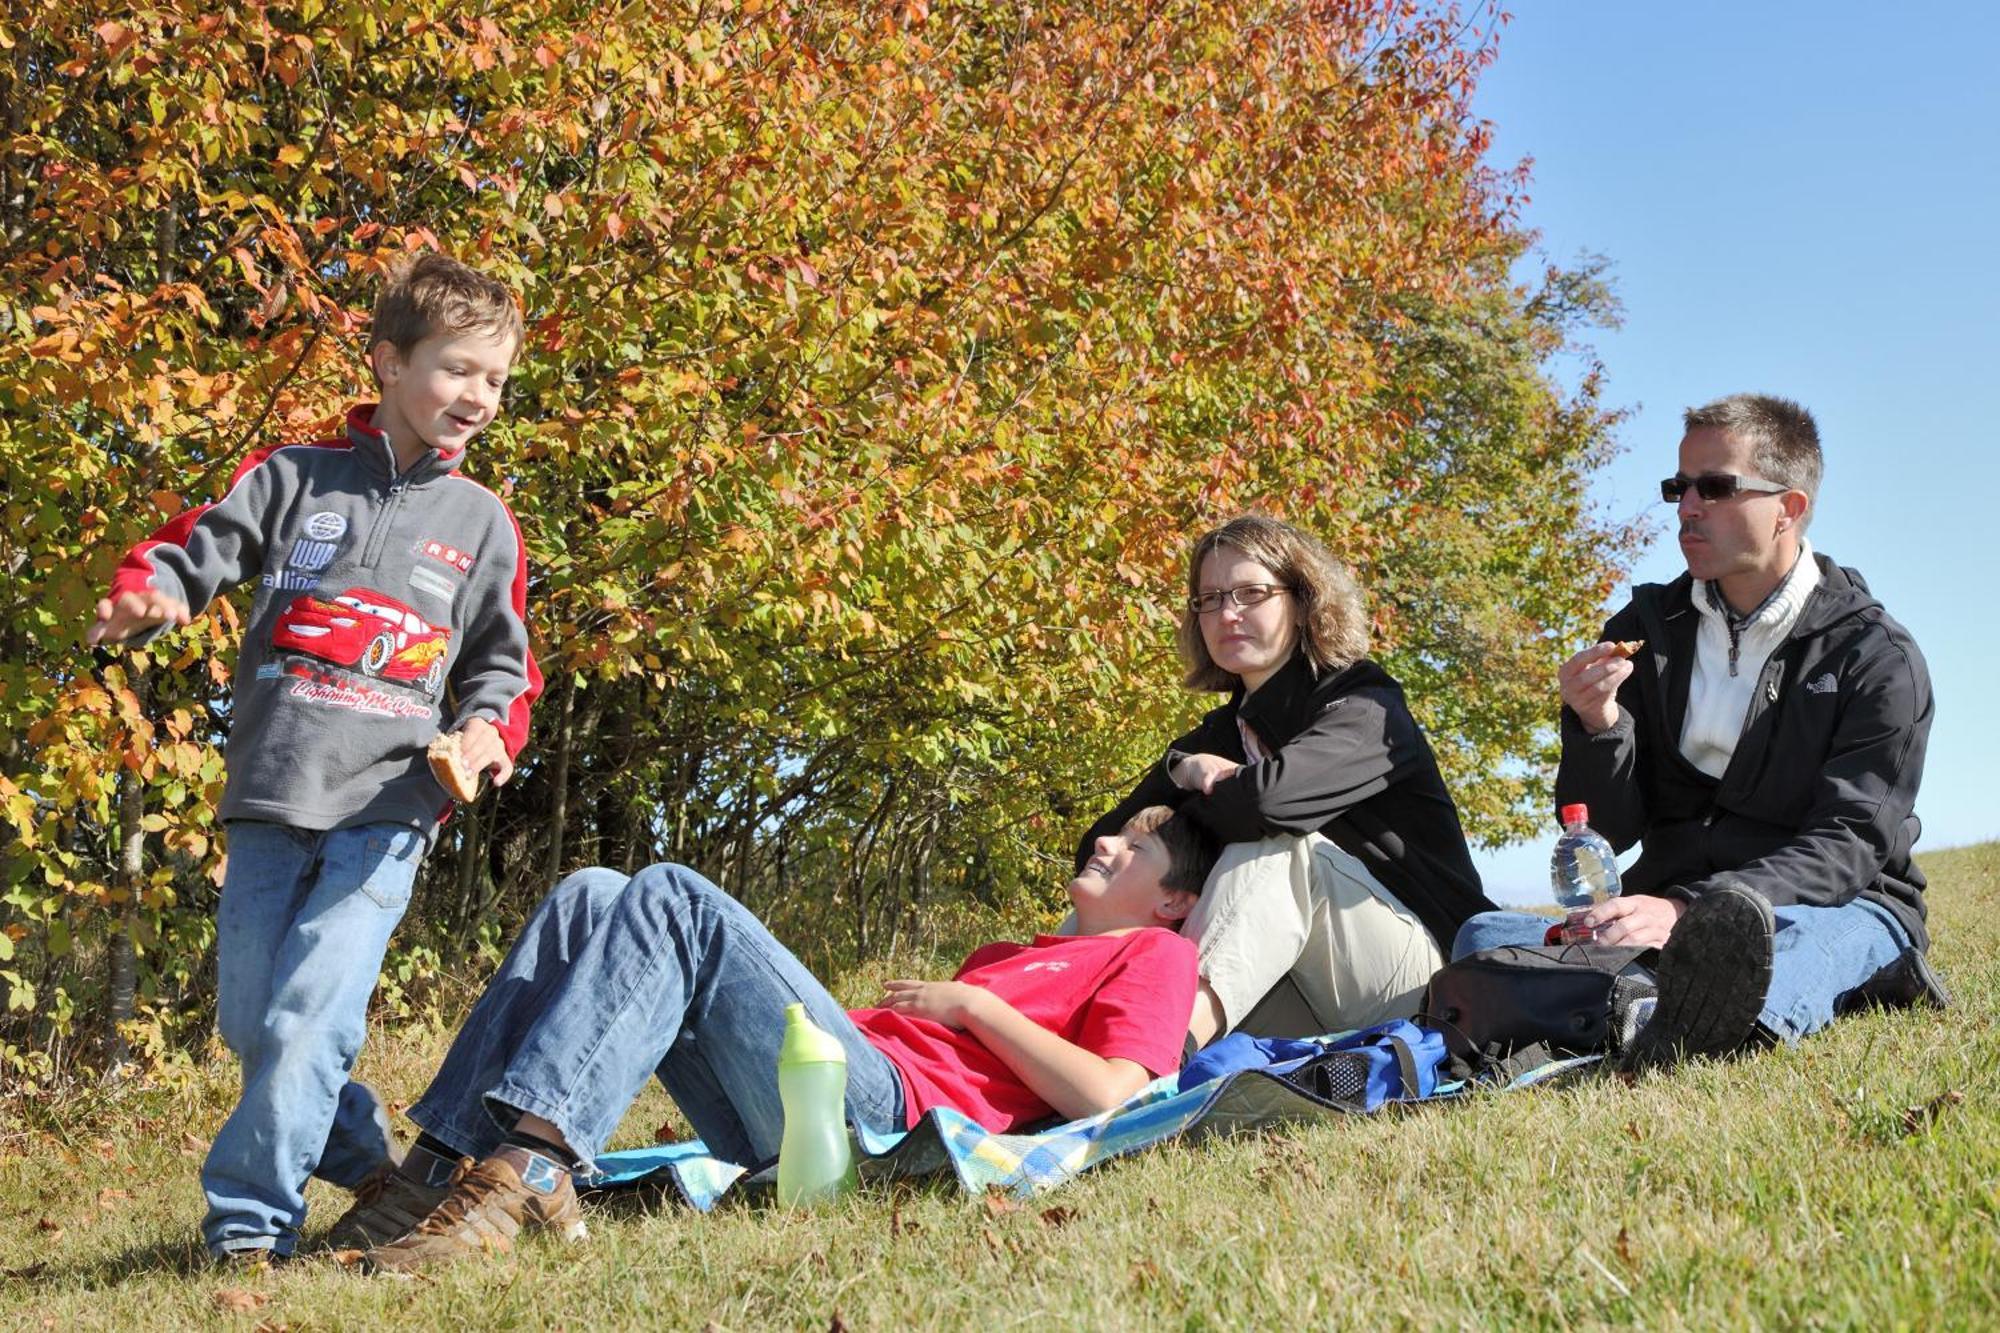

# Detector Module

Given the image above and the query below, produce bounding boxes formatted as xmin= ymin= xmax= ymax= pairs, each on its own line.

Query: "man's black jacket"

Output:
xmin=1077 ymin=653 xmax=1493 ymax=951
xmin=1558 ymin=553 xmax=1933 ymax=949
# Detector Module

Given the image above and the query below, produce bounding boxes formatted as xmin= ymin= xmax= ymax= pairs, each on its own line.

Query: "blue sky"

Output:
xmin=1463 ymin=3 xmax=2000 ymax=901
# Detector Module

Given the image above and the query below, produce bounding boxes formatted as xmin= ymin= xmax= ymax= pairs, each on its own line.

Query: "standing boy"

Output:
xmin=87 ymin=254 xmax=542 ymax=1262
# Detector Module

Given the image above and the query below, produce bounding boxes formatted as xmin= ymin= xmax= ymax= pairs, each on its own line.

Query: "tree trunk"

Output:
xmin=451 ymin=797 xmax=484 ymax=937
xmin=542 ymin=675 xmax=576 ymax=886
xmin=105 ymin=663 xmax=149 ymax=1074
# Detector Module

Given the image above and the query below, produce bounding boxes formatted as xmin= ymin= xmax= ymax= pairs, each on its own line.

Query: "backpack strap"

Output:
xmin=1383 ymin=1034 xmax=1421 ymax=1097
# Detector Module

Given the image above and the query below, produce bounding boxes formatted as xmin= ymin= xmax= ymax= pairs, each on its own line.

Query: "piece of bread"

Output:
xmin=1605 ymin=639 xmax=1646 ymax=659
xmin=427 ymin=731 xmax=482 ymax=802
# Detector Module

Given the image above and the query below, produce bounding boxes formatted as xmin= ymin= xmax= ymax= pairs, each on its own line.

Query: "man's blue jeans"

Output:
xmin=408 ymin=863 xmax=907 ymax=1171
xmin=203 ymin=820 xmax=423 ymax=1257
xmin=1451 ymin=896 xmax=1912 ymax=1042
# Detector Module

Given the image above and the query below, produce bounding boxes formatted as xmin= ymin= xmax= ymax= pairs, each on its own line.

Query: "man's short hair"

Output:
xmin=1178 ymin=514 xmax=1370 ymax=692
xmin=371 ymin=253 xmax=524 ymax=358
xmin=1122 ymin=804 xmax=1219 ymax=896
xmin=1683 ymin=394 xmax=1823 ymax=529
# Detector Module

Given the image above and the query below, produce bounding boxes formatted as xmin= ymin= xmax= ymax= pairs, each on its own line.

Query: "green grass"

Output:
xmin=5 ymin=844 xmax=1998 ymax=1330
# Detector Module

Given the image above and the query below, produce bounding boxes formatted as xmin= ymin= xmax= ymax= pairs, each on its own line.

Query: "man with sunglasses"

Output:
xmin=1455 ymin=393 xmax=1942 ymax=1068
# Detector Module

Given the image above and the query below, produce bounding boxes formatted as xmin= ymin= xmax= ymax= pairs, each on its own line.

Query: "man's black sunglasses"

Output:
xmin=1659 ymin=473 xmax=1793 ymax=504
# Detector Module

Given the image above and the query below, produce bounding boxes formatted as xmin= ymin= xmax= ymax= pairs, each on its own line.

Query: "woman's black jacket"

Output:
xmin=1077 ymin=652 xmax=1494 ymax=950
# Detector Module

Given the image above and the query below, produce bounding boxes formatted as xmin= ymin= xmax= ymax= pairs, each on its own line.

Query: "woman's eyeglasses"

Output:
xmin=1189 ymin=584 xmax=1291 ymax=615
xmin=1659 ymin=473 xmax=1793 ymax=504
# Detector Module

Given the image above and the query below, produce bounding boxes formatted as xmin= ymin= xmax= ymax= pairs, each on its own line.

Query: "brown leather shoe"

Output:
xmin=365 ymin=1147 xmax=587 ymax=1272
xmin=324 ymin=1158 xmax=460 ymax=1252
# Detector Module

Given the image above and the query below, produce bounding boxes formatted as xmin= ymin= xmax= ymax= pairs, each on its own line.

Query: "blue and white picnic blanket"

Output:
xmin=585 ymin=1041 xmax=1598 ymax=1212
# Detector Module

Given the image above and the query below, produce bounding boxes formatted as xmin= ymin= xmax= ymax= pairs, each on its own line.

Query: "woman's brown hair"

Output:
xmin=1176 ymin=514 xmax=1369 ymax=691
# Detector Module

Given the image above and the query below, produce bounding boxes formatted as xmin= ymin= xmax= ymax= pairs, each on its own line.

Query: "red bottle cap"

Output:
xmin=1559 ymin=803 xmax=1589 ymax=826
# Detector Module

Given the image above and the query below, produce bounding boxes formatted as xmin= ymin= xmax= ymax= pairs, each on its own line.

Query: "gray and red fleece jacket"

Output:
xmin=107 ymin=405 xmax=542 ymax=834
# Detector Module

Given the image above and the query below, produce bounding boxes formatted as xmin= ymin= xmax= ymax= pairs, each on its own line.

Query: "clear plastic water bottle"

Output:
xmin=775 ymin=1002 xmax=858 ymax=1207
xmin=1549 ymin=803 xmax=1621 ymax=943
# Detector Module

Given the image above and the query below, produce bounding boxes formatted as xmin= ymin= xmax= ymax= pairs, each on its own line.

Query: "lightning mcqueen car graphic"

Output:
xmin=271 ymin=587 xmax=449 ymax=693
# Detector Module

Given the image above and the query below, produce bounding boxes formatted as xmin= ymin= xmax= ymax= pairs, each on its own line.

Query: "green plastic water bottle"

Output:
xmin=775 ymin=1002 xmax=857 ymax=1206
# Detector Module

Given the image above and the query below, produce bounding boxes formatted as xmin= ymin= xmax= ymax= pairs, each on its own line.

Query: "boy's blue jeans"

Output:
xmin=409 ymin=863 xmax=907 ymax=1171
xmin=1451 ymin=895 xmax=1912 ymax=1042
xmin=203 ymin=820 xmax=423 ymax=1258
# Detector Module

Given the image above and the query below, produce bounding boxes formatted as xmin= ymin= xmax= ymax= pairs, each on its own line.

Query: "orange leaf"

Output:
xmin=94 ymin=21 xmax=137 ymax=56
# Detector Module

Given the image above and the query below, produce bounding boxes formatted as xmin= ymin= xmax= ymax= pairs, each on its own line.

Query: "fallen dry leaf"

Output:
xmin=981 ymin=1188 xmax=1021 ymax=1217
xmin=1615 ymin=1225 xmax=1637 ymax=1267
xmin=212 ymin=1288 xmax=270 ymax=1314
xmin=1901 ymin=1089 xmax=1965 ymax=1137
xmin=35 ymin=1218 xmax=62 ymax=1240
xmin=179 ymin=1133 xmax=211 ymax=1157
xmin=1038 ymin=1206 xmax=1077 ymax=1229
xmin=97 ymin=1187 xmax=133 ymax=1208
xmin=326 ymin=1248 xmax=366 ymax=1267
xmin=2 ymin=1262 xmax=47 ymax=1280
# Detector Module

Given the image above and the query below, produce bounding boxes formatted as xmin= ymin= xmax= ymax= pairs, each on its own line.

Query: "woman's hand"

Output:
xmin=1170 ymin=752 xmax=1241 ymax=795
xmin=879 ymin=979 xmax=988 ymax=1029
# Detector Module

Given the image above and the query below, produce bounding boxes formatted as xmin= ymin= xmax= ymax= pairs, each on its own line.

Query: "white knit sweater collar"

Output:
xmin=1679 ymin=543 xmax=1819 ymax=777
xmin=1694 ymin=540 xmax=1819 ymax=637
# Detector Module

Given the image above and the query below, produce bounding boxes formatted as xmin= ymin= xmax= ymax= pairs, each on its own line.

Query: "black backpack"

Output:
xmin=1418 ymin=943 xmax=1658 ymax=1078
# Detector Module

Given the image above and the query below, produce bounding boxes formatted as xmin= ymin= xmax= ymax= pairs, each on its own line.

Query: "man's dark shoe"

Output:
xmin=1851 ymin=948 xmax=1952 ymax=1011
xmin=323 ymin=1158 xmax=459 ymax=1251
xmin=365 ymin=1146 xmax=586 ymax=1273
xmin=1621 ymin=882 xmax=1774 ymax=1073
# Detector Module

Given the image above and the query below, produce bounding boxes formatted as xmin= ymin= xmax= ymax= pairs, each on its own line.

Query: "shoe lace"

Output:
xmin=349 ymin=1163 xmax=396 ymax=1209
xmin=411 ymin=1157 xmax=500 ymax=1235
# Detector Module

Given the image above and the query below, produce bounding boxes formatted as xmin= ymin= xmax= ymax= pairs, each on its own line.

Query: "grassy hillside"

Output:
xmin=4 ymin=843 xmax=1996 ymax=1330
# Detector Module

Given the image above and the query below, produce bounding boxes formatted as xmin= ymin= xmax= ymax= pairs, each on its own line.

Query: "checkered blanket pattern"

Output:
xmin=584 ymin=1044 xmax=1598 ymax=1211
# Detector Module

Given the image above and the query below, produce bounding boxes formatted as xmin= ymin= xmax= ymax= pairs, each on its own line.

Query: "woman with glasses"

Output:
xmin=1076 ymin=515 xmax=1494 ymax=1047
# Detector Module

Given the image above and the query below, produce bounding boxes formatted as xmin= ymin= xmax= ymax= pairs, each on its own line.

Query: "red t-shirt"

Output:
xmin=850 ymin=928 xmax=1197 ymax=1133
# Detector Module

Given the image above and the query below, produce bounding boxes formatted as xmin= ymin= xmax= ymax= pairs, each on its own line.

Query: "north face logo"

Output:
xmin=1804 ymin=672 xmax=1838 ymax=695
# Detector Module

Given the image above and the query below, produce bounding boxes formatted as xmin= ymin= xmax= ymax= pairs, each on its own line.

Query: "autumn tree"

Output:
xmin=0 ymin=0 xmax=1635 ymax=1076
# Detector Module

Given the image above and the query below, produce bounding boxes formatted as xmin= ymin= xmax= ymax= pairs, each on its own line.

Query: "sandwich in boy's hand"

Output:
xmin=427 ymin=730 xmax=483 ymax=802
xmin=1605 ymin=639 xmax=1646 ymax=659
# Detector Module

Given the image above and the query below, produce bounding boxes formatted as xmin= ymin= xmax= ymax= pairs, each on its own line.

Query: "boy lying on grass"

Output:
xmin=332 ymin=805 xmax=1216 ymax=1270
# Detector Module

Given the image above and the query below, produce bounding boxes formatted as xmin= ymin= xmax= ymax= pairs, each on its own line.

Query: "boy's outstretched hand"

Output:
xmin=452 ymin=716 xmax=515 ymax=787
xmin=878 ymin=979 xmax=987 ymax=1030
xmin=87 ymin=590 xmax=192 ymax=646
